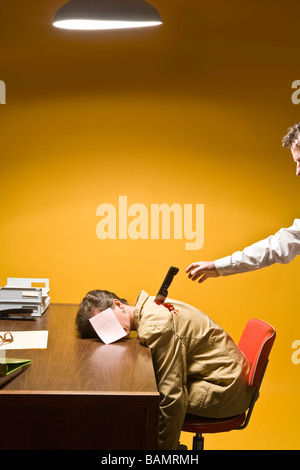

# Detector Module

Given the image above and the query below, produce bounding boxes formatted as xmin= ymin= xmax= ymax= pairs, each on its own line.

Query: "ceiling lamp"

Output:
xmin=53 ymin=0 xmax=163 ymax=30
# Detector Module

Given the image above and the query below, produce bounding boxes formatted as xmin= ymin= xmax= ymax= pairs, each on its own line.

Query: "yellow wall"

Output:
xmin=1 ymin=0 xmax=300 ymax=449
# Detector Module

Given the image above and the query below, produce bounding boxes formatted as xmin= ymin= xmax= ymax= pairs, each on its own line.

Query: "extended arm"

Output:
xmin=186 ymin=219 xmax=300 ymax=282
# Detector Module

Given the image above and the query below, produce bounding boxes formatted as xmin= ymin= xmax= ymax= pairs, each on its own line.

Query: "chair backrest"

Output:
xmin=238 ymin=319 xmax=276 ymax=389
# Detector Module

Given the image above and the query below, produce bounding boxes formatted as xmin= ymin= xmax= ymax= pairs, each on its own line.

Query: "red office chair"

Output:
xmin=181 ymin=319 xmax=276 ymax=450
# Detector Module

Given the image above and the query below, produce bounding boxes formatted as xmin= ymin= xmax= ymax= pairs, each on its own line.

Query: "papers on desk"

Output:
xmin=0 ymin=331 xmax=48 ymax=350
xmin=0 ymin=278 xmax=50 ymax=318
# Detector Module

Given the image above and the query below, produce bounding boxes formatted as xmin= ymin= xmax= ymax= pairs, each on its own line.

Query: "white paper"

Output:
xmin=89 ymin=308 xmax=127 ymax=344
xmin=0 ymin=330 xmax=48 ymax=349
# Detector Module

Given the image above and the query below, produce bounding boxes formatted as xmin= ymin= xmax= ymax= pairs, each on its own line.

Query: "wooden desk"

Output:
xmin=0 ymin=304 xmax=159 ymax=450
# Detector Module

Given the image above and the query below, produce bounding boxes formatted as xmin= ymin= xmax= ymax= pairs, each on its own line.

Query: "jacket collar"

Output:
xmin=133 ymin=290 xmax=149 ymax=329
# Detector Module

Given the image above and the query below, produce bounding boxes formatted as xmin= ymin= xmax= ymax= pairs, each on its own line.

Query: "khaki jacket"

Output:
xmin=133 ymin=291 xmax=254 ymax=450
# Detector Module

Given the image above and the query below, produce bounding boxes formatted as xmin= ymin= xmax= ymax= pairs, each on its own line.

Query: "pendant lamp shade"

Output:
xmin=53 ymin=0 xmax=163 ymax=30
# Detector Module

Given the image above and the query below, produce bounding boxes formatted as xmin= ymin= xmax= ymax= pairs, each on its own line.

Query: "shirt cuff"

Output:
xmin=214 ymin=256 xmax=237 ymax=276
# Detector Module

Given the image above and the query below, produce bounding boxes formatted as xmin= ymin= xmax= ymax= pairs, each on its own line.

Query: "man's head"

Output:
xmin=282 ymin=122 xmax=300 ymax=176
xmin=76 ymin=289 xmax=129 ymax=339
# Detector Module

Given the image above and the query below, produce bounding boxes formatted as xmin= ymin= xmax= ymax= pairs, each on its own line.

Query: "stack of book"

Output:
xmin=0 ymin=278 xmax=50 ymax=319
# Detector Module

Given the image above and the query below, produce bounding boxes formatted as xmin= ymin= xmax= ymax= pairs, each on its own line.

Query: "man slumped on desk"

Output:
xmin=76 ymin=290 xmax=254 ymax=450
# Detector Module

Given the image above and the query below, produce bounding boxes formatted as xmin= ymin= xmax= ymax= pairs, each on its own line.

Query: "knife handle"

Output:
xmin=156 ymin=266 xmax=179 ymax=301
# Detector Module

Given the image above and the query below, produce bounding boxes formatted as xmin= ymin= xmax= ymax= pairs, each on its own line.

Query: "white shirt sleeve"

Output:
xmin=214 ymin=219 xmax=300 ymax=276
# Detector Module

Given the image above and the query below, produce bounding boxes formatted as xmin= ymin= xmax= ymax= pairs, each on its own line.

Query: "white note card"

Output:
xmin=89 ymin=308 xmax=127 ymax=345
xmin=0 ymin=330 xmax=48 ymax=350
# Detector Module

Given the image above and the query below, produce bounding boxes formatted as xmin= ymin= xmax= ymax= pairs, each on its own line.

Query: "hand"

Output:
xmin=185 ymin=261 xmax=220 ymax=283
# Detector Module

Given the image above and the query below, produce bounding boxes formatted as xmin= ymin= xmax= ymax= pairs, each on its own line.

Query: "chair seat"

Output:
xmin=182 ymin=412 xmax=246 ymax=434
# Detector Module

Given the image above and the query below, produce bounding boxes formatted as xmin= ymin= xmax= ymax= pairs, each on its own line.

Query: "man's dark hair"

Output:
xmin=282 ymin=122 xmax=300 ymax=148
xmin=76 ymin=289 xmax=128 ymax=338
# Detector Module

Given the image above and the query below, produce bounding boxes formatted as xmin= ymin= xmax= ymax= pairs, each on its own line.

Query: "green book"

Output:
xmin=0 ymin=358 xmax=31 ymax=385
